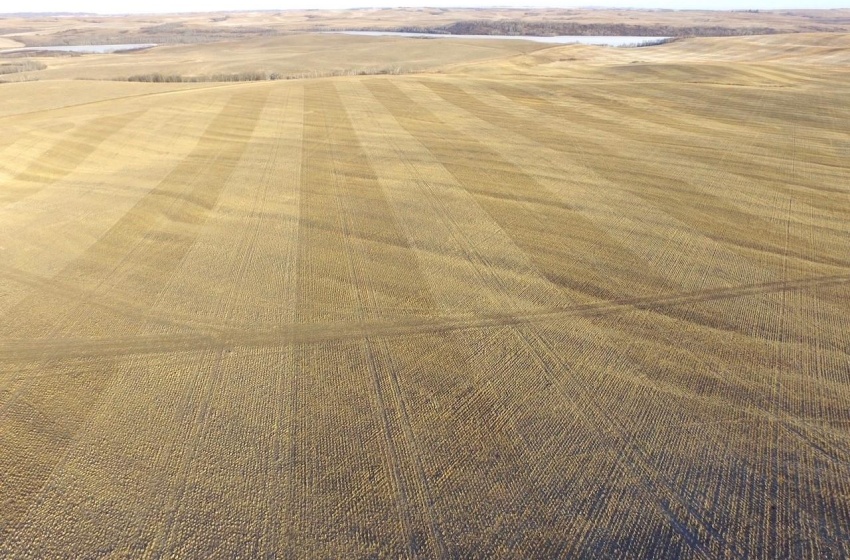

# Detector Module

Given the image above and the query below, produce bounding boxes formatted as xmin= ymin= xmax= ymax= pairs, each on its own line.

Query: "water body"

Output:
xmin=328 ymin=31 xmax=670 ymax=47
xmin=0 ymin=44 xmax=156 ymax=54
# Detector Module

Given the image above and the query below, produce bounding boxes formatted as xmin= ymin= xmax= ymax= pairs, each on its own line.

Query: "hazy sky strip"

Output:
xmin=1 ymin=1 xmax=846 ymax=15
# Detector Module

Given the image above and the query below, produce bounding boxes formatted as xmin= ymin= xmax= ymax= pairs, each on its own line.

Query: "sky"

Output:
xmin=1 ymin=1 xmax=845 ymax=15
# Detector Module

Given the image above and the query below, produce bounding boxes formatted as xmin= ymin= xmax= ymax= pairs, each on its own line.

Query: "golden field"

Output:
xmin=1 ymin=16 xmax=849 ymax=558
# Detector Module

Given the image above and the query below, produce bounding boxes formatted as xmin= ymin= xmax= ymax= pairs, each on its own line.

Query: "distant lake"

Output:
xmin=328 ymin=32 xmax=670 ymax=47
xmin=0 ymin=44 xmax=156 ymax=54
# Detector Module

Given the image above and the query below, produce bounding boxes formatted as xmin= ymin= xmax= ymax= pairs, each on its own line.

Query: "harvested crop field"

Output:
xmin=1 ymin=29 xmax=850 ymax=558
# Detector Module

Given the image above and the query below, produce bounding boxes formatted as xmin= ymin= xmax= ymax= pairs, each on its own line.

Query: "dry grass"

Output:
xmin=0 ymin=26 xmax=849 ymax=559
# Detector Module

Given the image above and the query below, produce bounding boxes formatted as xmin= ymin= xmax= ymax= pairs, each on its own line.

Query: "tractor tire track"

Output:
xmin=2 ymin=273 xmax=847 ymax=363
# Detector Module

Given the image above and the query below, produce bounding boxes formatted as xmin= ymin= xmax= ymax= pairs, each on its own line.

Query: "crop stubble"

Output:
xmin=1 ymin=34 xmax=849 ymax=558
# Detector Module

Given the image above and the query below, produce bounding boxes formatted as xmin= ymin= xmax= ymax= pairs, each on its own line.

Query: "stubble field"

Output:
xmin=1 ymin=26 xmax=849 ymax=558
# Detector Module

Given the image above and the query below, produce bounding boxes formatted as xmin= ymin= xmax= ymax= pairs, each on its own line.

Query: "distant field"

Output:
xmin=2 ymin=8 xmax=850 ymax=45
xmin=0 ymin=34 xmax=547 ymax=82
xmin=1 ymin=19 xmax=849 ymax=559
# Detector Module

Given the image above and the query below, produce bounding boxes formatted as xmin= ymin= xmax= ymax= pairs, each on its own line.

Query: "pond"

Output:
xmin=327 ymin=32 xmax=670 ymax=47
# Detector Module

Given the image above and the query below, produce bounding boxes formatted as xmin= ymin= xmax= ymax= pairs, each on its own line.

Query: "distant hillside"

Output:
xmin=0 ymin=12 xmax=97 ymax=17
xmin=367 ymin=20 xmax=784 ymax=38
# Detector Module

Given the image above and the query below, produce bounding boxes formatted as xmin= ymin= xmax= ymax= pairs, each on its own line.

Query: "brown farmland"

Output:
xmin=1 ymin=14 xmax=850 ymax=559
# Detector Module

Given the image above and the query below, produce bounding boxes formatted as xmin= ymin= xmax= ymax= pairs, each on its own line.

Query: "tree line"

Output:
xmin=381 ymin=21 xmax=781 ymax=37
